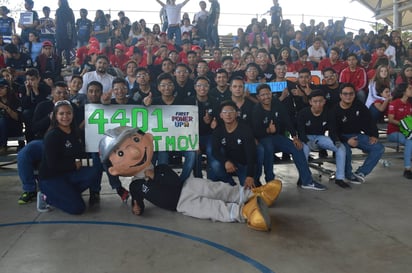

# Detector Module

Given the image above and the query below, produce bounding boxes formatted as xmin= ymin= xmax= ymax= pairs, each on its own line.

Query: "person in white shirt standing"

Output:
xmin=156 ymin=0 xmax=191 ymax=46
xmin=307 ymin=37 xmax=326 ymax=69
xmin=79 ymin=55 xmax=114 ymax=94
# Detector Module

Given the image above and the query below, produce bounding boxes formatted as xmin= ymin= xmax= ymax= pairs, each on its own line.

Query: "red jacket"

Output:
xmin=339 ymin=66 xmax=367 ymax=91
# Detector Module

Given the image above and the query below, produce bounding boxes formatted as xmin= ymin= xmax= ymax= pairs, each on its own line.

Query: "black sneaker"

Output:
xmin=18 ymin=191 xmax=37 ymax=204
xmin=89 ymin=191 xmax=100 ymax=206
xmin=403 ymin=170 xmax=412 ymax=179
xmin=116 ymin=186 xmax=130 ymax=202
xmin=335 ymin=179 xmax=351 ymax=189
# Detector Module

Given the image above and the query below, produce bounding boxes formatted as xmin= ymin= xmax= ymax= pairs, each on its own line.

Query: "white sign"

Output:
xmin=20 ymin=12 xmax=34 ymax=25
xmin=85 ymin=104 xmax=199 ymax=152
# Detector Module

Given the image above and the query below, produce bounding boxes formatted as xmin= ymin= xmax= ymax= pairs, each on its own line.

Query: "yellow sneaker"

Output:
xmin=251 ymin=179 xmax=282 ymax=207
xmin=242 ymin=196 xmax=271 ymax=232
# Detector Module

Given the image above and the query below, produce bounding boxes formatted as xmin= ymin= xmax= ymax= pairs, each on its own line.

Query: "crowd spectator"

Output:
xmin=37 ymin=6 xmax=55 ymax=44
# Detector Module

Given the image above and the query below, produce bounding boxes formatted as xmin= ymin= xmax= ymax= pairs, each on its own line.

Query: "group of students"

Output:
xmin=1 ymin=1 xmax=412 ymax=221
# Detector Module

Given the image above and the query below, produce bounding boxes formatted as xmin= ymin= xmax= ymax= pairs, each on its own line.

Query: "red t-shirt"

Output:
xmin=387 ymin=99 xmax=412 ymax=134
xmin=318 ymin=58 xmax=347 ymax=74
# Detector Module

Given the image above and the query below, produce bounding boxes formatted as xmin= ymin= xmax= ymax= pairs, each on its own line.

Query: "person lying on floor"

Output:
xmin=99 ymin=126 xmax=282 ymax=231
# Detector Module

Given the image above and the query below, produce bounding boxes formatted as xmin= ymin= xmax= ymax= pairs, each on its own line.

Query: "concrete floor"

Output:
xmin=1 ymin=154 xmax=412 ymax=273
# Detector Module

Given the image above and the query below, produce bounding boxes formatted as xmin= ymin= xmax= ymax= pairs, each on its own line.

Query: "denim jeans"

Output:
xmin=17 ymin=140 xmax=44 ymax=192
xmin=208 ymin=157 xmax=248 ymax=186
xmin=167 ymin=26 xmax=181 ymax=46
xmin=207 ymin=23 xmax=219 ymax=48
xmin=258 ymin=134 xmax=313 ymax=184
xmin=342 ymin=133 xmax=384 ymax=178
xmin=303 ymin=135 xmax=346 ymax=180
xmin=197 ymin=134 xmax=215 ymax=180
xmin=388 ymin=132 xmax=412 ymax=168
xmin=39 ymin=166 xmax=99 ymax=214
xmin=154 ymin=150 xmax=197 ymax=183
xmin=90 ymin=152 xmax=120 ymax=190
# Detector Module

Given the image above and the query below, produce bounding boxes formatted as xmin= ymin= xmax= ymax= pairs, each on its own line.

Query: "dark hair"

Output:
xmin=70 ymin=75 xmax=83 ymax=83
xmin=322 ymin=67 xmax=337 ymax=75
xmin=400 ymin=64 xmax=412 ymax=83
xmin=298 ymin=68 xmax=311 ymax=75
xmin=219 ymin=100 xmax=239 ymax=113
xmin=256 ymin=83 xmax=272 ymax=94
xmin=25 ymin=68 xmax=40 ymax=78
xmin=96 ymin=54 xmax=109 ymax=63
xmin=299 ymin=49 xmax=309 ymax=57
xmin=340 ymin=83 xmax=355 ymax=93
xmin=112 ymin=77 xmax=127 ymax=87
xmin=392 ymin=83 xmax=409 ymax=100
xmin=157 ymin=72 xmax=174 ymax=85
xmin=87 ymin=80 xmax=103 ymax=91
xmin=215 ymin=68 xmax=228 ymax=77
xmin=221 ymin=56 xmax=233 ymax=63
xmin=229 ymin=76 xmax=244 ymax=86
xmin=194 ymin=76 xmax=210 ymax=85
xmin=346 ymin=53 xmax=358 ymax=60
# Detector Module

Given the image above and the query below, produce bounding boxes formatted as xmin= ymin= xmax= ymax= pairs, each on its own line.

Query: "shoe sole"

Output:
xmin=353 ymin=174 xmax=365 ymax=183
xmin=300 ymin=185 xmax=326 ymax=191
xmin=348 ymin=180 xmax=362 ymax=185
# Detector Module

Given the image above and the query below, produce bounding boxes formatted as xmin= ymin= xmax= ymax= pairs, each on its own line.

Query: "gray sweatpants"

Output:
xmin=176 ymin=177 xmax=252 ymax=223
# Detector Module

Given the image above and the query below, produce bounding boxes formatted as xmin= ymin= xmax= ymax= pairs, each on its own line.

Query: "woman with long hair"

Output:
xmin=365 ymin=65 xmax=391 ymax=109
xmin=23 ymin=31 xmax=42 ymax=62
xmin=37 ymin=100 xmax=100 ymax=214
xmin=395 ymin=64 xmax=412 ymax=86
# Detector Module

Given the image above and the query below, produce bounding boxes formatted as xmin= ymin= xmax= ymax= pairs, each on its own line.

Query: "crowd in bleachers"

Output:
xmin=1 ymin=0 xmax=412 ymax=214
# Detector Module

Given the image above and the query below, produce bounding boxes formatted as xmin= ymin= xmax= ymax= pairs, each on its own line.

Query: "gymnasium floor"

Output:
xmin=1 ymin=151 xmax=411 ymax=273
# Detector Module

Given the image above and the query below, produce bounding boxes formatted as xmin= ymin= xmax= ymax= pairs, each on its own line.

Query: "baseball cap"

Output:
xmin=89 ymin=37 xmax=99 ymax=44
xmin=159 ymin=32 xmax=167 ymax=36
xmin=99 ymin=126 xmax=144 ymax=162
xmin=115 ymin=43 xmax=126 ymax=51
xmin=42 ymin=40 xmax=53 ymax=47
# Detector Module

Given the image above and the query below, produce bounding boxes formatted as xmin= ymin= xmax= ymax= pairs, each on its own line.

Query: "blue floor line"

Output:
xmin=0 ymin=220 xmax=275 ymax=273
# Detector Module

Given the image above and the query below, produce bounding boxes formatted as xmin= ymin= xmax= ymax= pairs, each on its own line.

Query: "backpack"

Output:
xmin=399 ymin=115 xmax=412 ymax=139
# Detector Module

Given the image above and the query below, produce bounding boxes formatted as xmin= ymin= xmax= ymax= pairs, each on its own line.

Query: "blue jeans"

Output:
xmin=154 ymin=150 xmax=196 ymax=183
xmin=39 ymin=166 xmax=99 ymax=214
xmin=167 ymin=26 xmax=181 ymax=46
xmin=303 ymin=135 xmax=346 ymax=180
xmin=207 ymin=23 xmax=219 ymax=48
xmin=208 ymin=157 xmax=248 ymax=186
xmin=388 ymin=132 xmax=412 ymax=168
xmin=17 ymin=140 xmax=43 ymax=192
xmin=198 ymin=134 xmax=215 ymax=179
xmin=259 ymin=134 xmax=313 ymax=185
xmin=342 ymin=133 xmax=384 ymax=177
xmin=90 ymin=152 xmax=121 ymax=190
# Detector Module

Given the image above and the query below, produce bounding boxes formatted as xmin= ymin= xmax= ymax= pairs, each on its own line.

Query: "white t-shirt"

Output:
xmin=165 ymin=4 xmax=184 ymax=25
xmin=307 ymin=45 xmax=326 ymax=61
xmin=385 ymin=45 xmax=396 ymax=66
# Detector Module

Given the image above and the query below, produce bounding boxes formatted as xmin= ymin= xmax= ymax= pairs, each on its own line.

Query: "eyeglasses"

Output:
xmin=54 ymin=100 xmax=71 ymax=107
xmin=136 ymin=73 xmax=148 ymax=78
xmin=195 ymin=84 xmax=209 ymax=88
xmin=175 ymin=70 xmax=188 ymax=74
xmin=159 ymin=83 xmax=174 ymax=88
xmin=341 ymin=92 xmax=355 ymax=96
xmin=221 ymin=110 xmax=236 ymax=115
